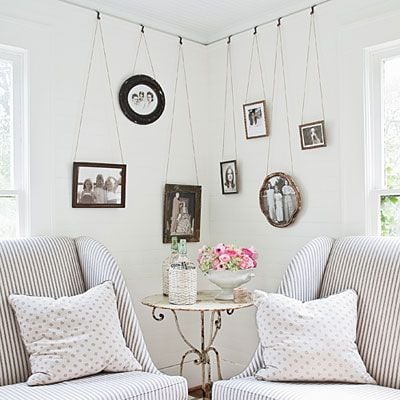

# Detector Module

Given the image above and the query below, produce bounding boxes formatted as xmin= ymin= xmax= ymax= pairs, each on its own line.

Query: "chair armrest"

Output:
xmin=75 ymin=236 xmax=159 ymax=374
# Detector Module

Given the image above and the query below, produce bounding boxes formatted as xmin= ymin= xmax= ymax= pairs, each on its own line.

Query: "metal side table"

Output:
xmin=142 ymin=290 xmax=253 ymax=399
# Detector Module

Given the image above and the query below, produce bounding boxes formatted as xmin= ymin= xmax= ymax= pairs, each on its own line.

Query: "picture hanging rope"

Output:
xmin=165 ymin=38 xmax=199 ymax=185
xmin=301 ymin=7 xmax=325 ymax=124
xmin=221 ymin=37 xmax=237 ymax=161
xmin=132 ymin=25 xmax=156 ymax=78
xmin=266 ymin=19 xmax=294 ymax=176
xmin=73 ymin=12 xmax=124 ymax=163
xmin=245 ymin=27 xmax=267 ymax=103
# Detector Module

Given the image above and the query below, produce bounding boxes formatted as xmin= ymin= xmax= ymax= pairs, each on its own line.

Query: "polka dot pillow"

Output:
xmin=8 ymin=281 xmax=141 ymax=386
xmin=253 ymin=289 xmax=375 ymax=384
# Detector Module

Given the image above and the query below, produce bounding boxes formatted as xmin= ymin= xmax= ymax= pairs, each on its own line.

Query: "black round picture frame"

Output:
xmin=119 ymin=74 xmax=165 ymax=125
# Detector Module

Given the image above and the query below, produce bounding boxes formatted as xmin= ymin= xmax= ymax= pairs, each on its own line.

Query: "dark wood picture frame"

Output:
xmin=259 ymin=172 xmax=301 ymax=228
xmin=72 ymin=162 xmax=127 ymax=208
xmin=243 ymin=100 xmax=268 ymax=139
xmin=119 ymin=74 xmax=165 ymax=125
xmin=163 ymin=184 xmax=202 ymax=243
xmin=220 ymin=160 xmax=238 ymax=195
xmin=299 ymin=120 xmax=326 ymax=150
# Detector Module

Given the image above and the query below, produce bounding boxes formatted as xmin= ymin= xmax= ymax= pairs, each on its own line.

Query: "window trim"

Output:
xmin=0 ymin=44 xmax=29 ymax=238
xmin=365 ymin=39 xmax=400 ymax=235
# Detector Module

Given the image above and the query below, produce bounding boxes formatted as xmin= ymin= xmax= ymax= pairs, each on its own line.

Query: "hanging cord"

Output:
xmin=73 ymin=17 xmax=98 ymax=161
xmin=245 ymin=27 xmax=267 ymax=103
xmin=165 ymin=39 xmax=199 ymax=185
xmin=73 ymin=13 xmax=124 ymax=163
xmin=266 ymin=20 xmax=294 ymax=176
xmin=300 ymin=8 xmax=325 ymax=124
xmin=221 ymin=38 xmax=238 ymax=161
xmin=99 ymin=17 xmax=125 ymax=163
xmin=132 ymin=25 xmax=156 ymax=78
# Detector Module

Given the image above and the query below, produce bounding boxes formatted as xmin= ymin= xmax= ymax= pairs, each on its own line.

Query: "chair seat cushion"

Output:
xmin=212 ymin=377 xmax=400 ymax=400
xmin=0 ymin=371 xmax=188 ymax=400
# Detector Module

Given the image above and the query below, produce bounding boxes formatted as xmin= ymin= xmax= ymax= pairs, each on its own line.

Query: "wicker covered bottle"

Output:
xmin=162 ymin=236 xmax=179 ymax=296
xmin=168 ymin=239 xmax=197 ymax=305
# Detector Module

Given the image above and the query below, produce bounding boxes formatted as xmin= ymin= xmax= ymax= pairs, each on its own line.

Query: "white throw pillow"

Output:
xmin=9 ymin=281 xmax=141 ymax=385
xmin=253 ymin=289 xmax=375 ymax=384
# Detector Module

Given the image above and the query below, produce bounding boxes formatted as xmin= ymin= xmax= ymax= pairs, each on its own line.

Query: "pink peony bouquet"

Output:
xmin=197 ymin=243 xmax=258 ymax=273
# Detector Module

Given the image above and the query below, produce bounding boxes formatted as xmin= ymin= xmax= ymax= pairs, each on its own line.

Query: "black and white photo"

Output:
xmin=163 ymin=184 xmax=201 ymax=243
xmin=72 ymin=162 xmax=126 ymax=208
xmin=299 ymin=120 xmax=326 ymax=150
xmin=119 ymin=74 xmax=165 ymax=125
xmin=243 ymin=100 xmax=268 ymax=139
xmin=220 ymin=160 xmax=238 ymax=195
xmin=259 ymin=172 xmax=301 ymax=227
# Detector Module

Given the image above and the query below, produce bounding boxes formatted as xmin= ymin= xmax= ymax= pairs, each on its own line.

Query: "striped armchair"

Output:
xmin=0 ymin=237 xmax=188 ymax=400
xmin=213 ymin=237 xmax=400 ymax=400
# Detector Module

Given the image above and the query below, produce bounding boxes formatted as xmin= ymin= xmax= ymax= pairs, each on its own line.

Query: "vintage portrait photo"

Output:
xmin=299 ymin=120 xmax=326 ymax=150
xmin=163 ymin=184 xmax=202 ymax=243
xmin=259 ymin=172 xmax=301 ymax=228
xmin=72 ymin=162 xmax=126 ymax=208
xmin=243 ymin=100 xmax=268 ymax=139
xmin=119 ymin=74 xmax=165 ymax=125
xmin=128 ymin=84 xmax=158 ymax=116
xmin=220 ymin=160 xmax=238 ymax=195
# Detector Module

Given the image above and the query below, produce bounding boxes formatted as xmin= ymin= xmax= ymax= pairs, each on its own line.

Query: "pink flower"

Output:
xmin=214 ymin=243 xmax=226 ymax=255
xmin=212 ymin=259 xmax=221 ymax=270
xmin=240 ymin=254 xmax=254 ymax=269
xmin=225 ymin=248 xmax=239 ymax=257
xmin=219 ymin=254 xmax=231 ymax=263
xmin=242 ymin=247 xmax=258 ymax=260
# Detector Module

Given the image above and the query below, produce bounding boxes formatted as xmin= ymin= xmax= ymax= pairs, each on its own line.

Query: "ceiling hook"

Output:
xmin=179 ymin=36 xmax=183 ymax=45
xmin=96 ymin=10 xmax=101 ymax=20
xmin=253 ymin=26 xmax=258 ymax=35
xmin=311 ymin=5 xmax=315 ymax=15
xmin=141 ymin=24 xmax=145 ymax=33
xmin=277 ymin=17 xmax=282 ymax=27
xmin=227 ymin=35 xmax=231 ymax=44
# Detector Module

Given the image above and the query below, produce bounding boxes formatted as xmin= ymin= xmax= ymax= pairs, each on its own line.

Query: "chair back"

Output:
xmin=320 ymin=236 xmax=400 ymax=389
xmin=0 ymin=237 xmax=85 ymax=386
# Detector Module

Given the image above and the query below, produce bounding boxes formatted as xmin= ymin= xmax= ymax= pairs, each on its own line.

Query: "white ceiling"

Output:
xmin=60 ymin=0 xmax=318 ymax=44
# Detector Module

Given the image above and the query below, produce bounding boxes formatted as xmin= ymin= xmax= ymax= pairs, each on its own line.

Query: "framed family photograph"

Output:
xmin=220 ymin=160 xmax=238 ymax=195
xmin=299 ymin=120 xmax=326 ymax=150
xmin=163 ymin=184 xmax=202 ymax=243
xmin=259 ymin=172 xmax=301 ymax=228
xmin=243 ymin=100 xmax=268 ymax=139
xmin=119 ymin=74 xmax=165 ymax=125
xmin=72 ymin=162 xmax=126 ymax=208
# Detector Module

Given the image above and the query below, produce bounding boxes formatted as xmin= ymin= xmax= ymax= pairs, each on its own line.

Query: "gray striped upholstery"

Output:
xmin=320 ymin=237 xmax=400 ymax=390
xmin=278 ymin=237 xmax=334 ymax=301
xmin=0 ymin=237 xmax=85 ymax=386
xmin=0 ymin=236 xmax=188 ymax=400
xmin=213 ymin=236 xmax=400 ymax=399
xmin=0 ymin=372 xmax=187 ymax=400
xmin=213 ymin=377 xmax=400 ymax=400
xmin=75 ymin=237 xmax=158 ymax=374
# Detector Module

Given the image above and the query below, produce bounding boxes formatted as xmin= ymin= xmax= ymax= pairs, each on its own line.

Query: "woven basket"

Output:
xmin=169 ymin=268 xmax=197 ymax=305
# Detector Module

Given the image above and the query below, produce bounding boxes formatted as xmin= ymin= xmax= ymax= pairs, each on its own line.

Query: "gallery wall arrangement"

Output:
xmin=69 ymin=3 xmax=327 ymax=234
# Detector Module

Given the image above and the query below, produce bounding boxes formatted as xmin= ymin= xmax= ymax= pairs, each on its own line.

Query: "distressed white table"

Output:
xmin=141 ymin=290 xmax=253 ymax=400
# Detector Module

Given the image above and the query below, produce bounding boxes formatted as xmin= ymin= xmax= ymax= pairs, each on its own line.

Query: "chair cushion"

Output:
xmin=0 ymin=237 xmax=86 ymax=386
xmin=9 ymin=281 xmax=141 ymax=386
xmin=212 ymin=377 xmax=400 ymax=400
xmin=0 ymin=371 xmax=188 ymax=400
xmin=320 ymin=237 xmax=400 ymax=389
xmin=253 ymin=290 xmax=375 ymax=384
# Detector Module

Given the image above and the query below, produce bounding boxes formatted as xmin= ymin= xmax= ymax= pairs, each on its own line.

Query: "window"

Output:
xmin=0 ymin=46 xmax=28 ymax=238
xmin=365 ymin=41 xmax=400 ymax=236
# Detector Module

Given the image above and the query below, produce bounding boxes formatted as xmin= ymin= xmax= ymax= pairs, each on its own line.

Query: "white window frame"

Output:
xmin=365 ymin=39 xmax=400 ymax=235
xmin=0 ymin=45 xmax=29 ymax=238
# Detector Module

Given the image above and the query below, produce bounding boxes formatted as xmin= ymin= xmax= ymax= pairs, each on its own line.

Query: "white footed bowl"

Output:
xmin=206 ymin=269 xmax=255 ymax=300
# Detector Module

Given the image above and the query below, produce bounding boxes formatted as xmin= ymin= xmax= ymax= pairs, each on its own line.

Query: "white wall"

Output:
xmin=206 ymin=0 xmax=400 ymax=376
xmin=2 ymin=0 xmax=400 ymax=387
